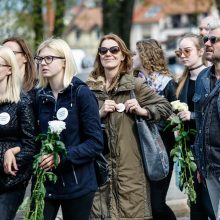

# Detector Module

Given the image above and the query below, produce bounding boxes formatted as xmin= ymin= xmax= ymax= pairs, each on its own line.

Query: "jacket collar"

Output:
xmin=87 ymin=73 xmax=135 ymax=94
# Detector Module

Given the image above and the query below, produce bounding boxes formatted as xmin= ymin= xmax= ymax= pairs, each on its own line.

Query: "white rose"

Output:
xmin=48 ymin=120 xmax=66 ymax=135
xmin=171 ymin=100 xmax=188 ymax=112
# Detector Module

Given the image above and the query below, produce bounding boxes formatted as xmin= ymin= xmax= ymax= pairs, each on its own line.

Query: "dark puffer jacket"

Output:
xmin=0 ymin=93 xmax=36 ymax=192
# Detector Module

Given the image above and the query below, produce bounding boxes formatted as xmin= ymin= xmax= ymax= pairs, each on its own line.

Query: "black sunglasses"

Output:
xmin=98 ymin=46 xmax=120 ymax=55
xmin=203 ymin=36 xmax=220 ymax=44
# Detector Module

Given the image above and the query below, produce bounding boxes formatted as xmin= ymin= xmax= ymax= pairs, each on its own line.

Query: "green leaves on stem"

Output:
xmin=23 ymin=127 xmax=66 ymax=220
xmin=166 ymin=115 xmax=197 ymax=203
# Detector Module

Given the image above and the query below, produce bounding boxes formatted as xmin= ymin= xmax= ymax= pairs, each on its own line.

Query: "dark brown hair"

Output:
xmin=2 ymin=36 xmax=37 ymax=92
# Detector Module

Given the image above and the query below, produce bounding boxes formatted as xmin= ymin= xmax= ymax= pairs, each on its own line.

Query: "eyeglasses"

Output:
xmin=0 ymin=64 xmax=10 ymax=67
xmin=34 ymin=55 xmax=65 ymax=65
xmin=203 ymin=36 xmax=220 ymax=44
xmin=98 ymin=46 xmax=120 ymax=55
xmin=175 ymin=49 xmax=192 ymax=58
xmin=13 ymin=51 xmax=23 ymax=54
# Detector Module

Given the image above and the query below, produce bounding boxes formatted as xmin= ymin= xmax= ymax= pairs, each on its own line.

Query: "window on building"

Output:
xmin=171 ymin=15 xmax=181 ymax=28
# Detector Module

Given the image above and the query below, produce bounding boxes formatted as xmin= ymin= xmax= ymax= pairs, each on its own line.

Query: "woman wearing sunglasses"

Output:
xmin=34 ymin=38 xmax=103 ymax=220
xmin=176 ymin=33 xmax=215 ymax=220
xmin=87 ymin=33 xmax=172 ymax=219
xmin=132 ymin=39 xmax=177 ymax=220
xmin=0 ymin=46 xmax=36 ymax=220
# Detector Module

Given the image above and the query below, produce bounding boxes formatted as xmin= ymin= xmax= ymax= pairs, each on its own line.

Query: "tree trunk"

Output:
xmin=33 ymin=0 xmax=43 ymax=49
xmin=53 ymin=0 xmax=65 ymax=37
xmin=102 ymin=0 xmax=135 ymax=49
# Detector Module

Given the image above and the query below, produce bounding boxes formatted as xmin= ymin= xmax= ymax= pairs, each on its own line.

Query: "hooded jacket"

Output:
xmin=37 ymin=77 xmax=103 ymax=199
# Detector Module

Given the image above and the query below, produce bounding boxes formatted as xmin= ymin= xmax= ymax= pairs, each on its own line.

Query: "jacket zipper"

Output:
xmin=72 ymin=165 xmax=78 ymax=184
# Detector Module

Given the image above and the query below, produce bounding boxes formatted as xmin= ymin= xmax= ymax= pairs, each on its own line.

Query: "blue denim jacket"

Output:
xmin=37 ymin=77 xmax=103 ymax=199
xmin=193 ymin=66 xmax=220 ymax=177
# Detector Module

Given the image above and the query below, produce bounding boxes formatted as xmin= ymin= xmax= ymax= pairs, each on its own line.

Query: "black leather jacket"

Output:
xmin=0 ymin=93 xmax=36 ymax=192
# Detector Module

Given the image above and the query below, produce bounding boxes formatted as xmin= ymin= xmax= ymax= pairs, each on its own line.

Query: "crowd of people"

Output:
xmin=0 ymin=15 xmax=220 ymax=220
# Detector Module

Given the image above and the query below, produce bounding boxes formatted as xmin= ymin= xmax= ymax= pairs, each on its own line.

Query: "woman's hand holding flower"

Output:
xmin=40 ymin=153 xmax=60 ymax=171
xmin=177 ymin=110 xmax=191 ymax=121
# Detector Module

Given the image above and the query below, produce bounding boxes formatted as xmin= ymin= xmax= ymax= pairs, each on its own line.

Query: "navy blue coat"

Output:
xmin=37 ymin=77 xmax=103 ymax=199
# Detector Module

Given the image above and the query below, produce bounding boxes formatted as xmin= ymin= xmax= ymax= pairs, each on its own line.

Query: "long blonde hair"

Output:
xmin=0 ymin=46 xmax=21 ymax=103
xmin=36 ymin=38 xmax=77 ymax=89
xmin=176 ymin=33 xmax=205 ymax=98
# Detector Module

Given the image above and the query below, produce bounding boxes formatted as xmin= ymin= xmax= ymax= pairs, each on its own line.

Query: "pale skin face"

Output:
xmin=199 ymin=17 xmax=214 ymax=37
xmin=99 ymin=39 xmax=124 ymax=77
xmin=3 ymin=41 xmax=27 ymax=80
xmin=0 ymin=57 xmax=11 ymax=83
xmin=178 ymin=38 xmax=203 ymax=69
xmin=38 ymin=47 xmax=65 ymax=82
xmin=204 ymin=28 xmax=220 ymax=64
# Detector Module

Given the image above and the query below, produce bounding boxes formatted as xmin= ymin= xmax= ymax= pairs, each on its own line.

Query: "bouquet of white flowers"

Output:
xmin=23 ymin=120 xmax=66 ymax=220
xmin=165 ymin=100 xmax=197 ymax=203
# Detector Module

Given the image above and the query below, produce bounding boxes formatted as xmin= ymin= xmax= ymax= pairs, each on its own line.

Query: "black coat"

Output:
xmin=0 ymin=93 xmax=36 ymax=192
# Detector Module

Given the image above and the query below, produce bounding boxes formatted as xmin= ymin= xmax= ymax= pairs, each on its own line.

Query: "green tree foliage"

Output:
xmin=33 ymin=0 xmax=44 ymax=50
xmin=54 ymin=0 xmax=66 ymax=37
xmin=102 ymin=0 xmax=135 ymax=49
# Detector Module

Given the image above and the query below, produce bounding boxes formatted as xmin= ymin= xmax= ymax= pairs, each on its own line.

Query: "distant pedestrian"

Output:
xmin=133 ymin=38 xmax=177 ymax=220
xmin=87 ymin=33 xmax=172 ymax=219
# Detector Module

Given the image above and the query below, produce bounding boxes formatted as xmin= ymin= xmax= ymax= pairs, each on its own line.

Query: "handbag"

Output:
xmin=131 ymin=90 xmax=169 ymax=181
xmin=94 ymin=153 xmax=109 ymax=187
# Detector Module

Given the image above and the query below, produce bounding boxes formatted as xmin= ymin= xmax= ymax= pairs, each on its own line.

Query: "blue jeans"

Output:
xmin=0 ymin=186 xmax=26 ymax=220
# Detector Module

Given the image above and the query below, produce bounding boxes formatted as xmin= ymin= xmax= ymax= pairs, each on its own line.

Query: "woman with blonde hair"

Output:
xmin=176 ymin=33 xmax=215 ymax=220
xmin=87 ymin=34 xmax=172 ymax=219
xmin=34 ymin=38 xmax=103 ymax=220
xmin=0 ymin=46 xmax=36 ymax=220
xmin=133 ymin=38 xmax=177 ymax=220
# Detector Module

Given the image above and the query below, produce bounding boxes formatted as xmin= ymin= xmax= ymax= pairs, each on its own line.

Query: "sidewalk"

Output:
xmin=167 ymin=171 xmax=190 ymax=219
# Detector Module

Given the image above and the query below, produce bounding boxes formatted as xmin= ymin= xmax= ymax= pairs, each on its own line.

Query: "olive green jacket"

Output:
xmin=87 ymin=74 xmax=172 ymax=220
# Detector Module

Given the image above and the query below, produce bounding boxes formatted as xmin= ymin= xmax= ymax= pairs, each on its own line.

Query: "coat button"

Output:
xmin=205 ymin=94 xmax=208 ymax=97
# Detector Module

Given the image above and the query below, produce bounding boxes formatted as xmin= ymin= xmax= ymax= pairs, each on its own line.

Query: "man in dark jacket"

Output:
xmin=194 ymin=19 xmax=220 ymax=219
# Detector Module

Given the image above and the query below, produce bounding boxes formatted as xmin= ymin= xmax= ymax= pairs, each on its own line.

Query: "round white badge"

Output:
xmin=0 ymin=112 xmax=10 ymax=125
xmin=56 ymin=107 xmax=68 ymax=121
xmin=116 ymin=103 xmax=125 ymax=113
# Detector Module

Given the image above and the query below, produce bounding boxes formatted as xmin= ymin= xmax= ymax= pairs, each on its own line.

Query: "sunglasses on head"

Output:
xmin=175 ymin=49 xmax=192 ymax=58
xmin=98 ymin=46 xmax=120 ymax=55
xmin=203 ymin=36 xmax=220 ymax=44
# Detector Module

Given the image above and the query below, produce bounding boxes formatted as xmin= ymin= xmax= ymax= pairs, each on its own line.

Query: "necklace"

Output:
xmin=189 ymin=64 xmax=204 ymax=71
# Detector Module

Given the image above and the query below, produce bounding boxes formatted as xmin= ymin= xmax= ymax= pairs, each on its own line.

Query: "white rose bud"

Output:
xmin=48 ymin=120 xmax=66 ymax=135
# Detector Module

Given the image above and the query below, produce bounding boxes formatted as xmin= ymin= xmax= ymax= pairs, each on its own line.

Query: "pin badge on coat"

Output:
xmin=116 ymin=103 xmax=125 ymax=112
xmin=0 ymin=112 xmax=10 ymax=125
xmin=56 ymin=107 xmax=68 ymax=121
